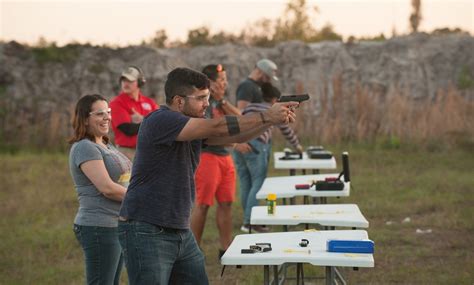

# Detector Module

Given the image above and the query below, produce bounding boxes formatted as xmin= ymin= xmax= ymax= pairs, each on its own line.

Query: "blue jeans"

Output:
xmin=73 ymin=224 xmax=123 ymax=285
xmin=118 ymin=220 xmax=208 ymax=285
xmin=233 ymin=139 xmax=271 ymax=224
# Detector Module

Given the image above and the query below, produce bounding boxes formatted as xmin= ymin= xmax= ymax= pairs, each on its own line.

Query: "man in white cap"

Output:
xmin=110 ymin=66 xmax=158 ymax=160
xmin=233 ymin=59 xmax=280 ymax=232
xmin=235 ymin=59 xmax=279 ymax=110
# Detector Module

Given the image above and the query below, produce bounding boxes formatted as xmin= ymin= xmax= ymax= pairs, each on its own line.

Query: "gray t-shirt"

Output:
xmin=69 ymin=139 xmax=132 ymax=227
xmin=236 ymin=78 xmax=263 ymax=103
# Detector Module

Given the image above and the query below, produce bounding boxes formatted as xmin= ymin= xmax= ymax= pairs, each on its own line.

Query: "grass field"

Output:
xmin=1 ymin=144 xmax=473 ymax=284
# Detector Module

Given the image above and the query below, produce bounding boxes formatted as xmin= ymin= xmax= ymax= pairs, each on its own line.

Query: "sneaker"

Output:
xmin=240 ymin=224 xmax=250 ymax=233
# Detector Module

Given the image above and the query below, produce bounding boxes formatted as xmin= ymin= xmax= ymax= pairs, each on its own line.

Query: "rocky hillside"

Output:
xmin=0 ymin=33 xmax=473 ymax=147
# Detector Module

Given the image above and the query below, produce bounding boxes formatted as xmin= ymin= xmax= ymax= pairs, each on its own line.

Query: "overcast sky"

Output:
xmin=1 ymin=0 xmax=473 ymax=46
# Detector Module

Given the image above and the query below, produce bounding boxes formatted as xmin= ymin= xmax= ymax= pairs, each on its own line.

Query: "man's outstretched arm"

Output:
xmin=175 ymin=102 xmax=298 ymax=142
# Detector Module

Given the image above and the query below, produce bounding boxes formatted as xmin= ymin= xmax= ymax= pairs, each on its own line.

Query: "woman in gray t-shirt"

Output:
xmin=68 ymin=94 xmax=131 ymax=284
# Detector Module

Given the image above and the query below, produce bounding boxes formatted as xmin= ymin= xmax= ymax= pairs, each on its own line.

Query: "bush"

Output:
xmin=31 ymin=44 xmax=80 ymax=64
xmin=457 ymin=65 xmax=474 ymax=90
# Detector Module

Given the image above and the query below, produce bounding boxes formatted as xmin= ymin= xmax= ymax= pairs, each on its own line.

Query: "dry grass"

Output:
xmin=294 ymin=78 xmax=473 ymax=148
xmin=1 ymin=79 xmax=473 ymax=151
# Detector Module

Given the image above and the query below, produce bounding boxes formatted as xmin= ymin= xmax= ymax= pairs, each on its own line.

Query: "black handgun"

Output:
xmin=278 ymin=94 xmax=310 ymax=103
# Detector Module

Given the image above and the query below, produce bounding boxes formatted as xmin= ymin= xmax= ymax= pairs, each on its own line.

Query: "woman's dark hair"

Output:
xmin=201 ymin=64 xmax=225 ymax=81
xmin=68 ymin=94 xmax=109 ymax=144
xmin=164 ymin=67 xmax=210 ymax=104
xmin=261 ymin=82 xmax=281 ymax=103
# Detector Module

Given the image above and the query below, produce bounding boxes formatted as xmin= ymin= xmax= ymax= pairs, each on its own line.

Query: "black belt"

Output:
xmin=119 ymin=218 xmax=184 ymax=233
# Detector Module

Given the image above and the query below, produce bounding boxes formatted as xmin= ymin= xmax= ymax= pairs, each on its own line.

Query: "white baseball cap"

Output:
xmin=256 ymin=59 xmax=278 ymax=81
xmin=121 ymin=67 xmax=141 ymax=81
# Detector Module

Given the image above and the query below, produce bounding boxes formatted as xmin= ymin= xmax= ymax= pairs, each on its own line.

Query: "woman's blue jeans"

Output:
xmin=118 ymin=220 xmax=209 ymax=285
xmin=233 ymin=139 xmax=271 ymax=224
xmin=73 ymin=224 xmax=123 ymax=285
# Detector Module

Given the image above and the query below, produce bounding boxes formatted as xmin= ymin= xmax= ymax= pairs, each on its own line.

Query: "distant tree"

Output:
xmin=273 ymin=0 xmax=319 ymax=42
xmin=210 ymin=31 xmax=243 ymax=45
xmin=346 ymin=36 xmax=356 ymax=44
xmin=186 ymin=26 xmax=211 ymax=47
xmin=241 ymin=18 xmax=276 ymax=47
xmin=243 ymin=0 xmax=342 ymax=46
xmin=310 ymin=24 xmax=342 ymax=42
xmin=361 ymin=33 xmax=386 ymax=41
xmin=35 ymin=36 xmax=55 ymax=48
xmin=431 ymin=27 xmax=469 ymax=36
xmin=148 ymin=29 xmax=168 ymax=48
xmin=149 ymin=0 xmax=342 ymax=47
xmin=168 ymin=40 xmax=186 ymax=48
xmin=345 ymin=33 xmax=386 ymax=43
xmin=409 ymin=0 xmax=422 ymax=33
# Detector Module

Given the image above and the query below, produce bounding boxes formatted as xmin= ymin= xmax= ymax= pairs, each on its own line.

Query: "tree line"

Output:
xmin=15 ymin=0 xmax=471 ymax=49
xmin=142 ymin=0 xmax=467 ymax=48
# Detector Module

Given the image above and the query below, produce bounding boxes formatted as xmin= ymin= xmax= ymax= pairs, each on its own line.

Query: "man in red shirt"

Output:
xmin=110 ymin=66 xmax=158 ymax=160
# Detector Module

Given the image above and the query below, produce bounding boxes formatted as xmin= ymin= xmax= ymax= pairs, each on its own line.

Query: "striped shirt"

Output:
xmin=243 ymin=103 xmax=300 ymax=148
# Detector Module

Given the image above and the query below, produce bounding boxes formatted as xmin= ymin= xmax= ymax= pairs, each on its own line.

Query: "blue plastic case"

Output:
xmin=327 ymin=239 xmax=374 ymax=253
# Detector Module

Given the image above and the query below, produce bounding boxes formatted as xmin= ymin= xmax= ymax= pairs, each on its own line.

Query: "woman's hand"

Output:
xmin=210 ymin=81 xmax=225 ymax=101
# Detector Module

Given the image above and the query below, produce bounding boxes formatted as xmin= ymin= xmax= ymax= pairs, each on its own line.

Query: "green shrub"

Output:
xmin=31 ymin=44 xmax=80 ymax=64
xmin=457 ymin=65 xmax=474 ymax=90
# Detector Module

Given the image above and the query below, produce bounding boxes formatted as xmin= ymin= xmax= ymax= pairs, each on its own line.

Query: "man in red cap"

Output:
xmin=110 ymin=66 xmax=158 ymax=160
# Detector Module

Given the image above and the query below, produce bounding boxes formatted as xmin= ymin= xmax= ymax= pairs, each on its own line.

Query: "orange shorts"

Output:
xmin=195 ymin=152 xmax=236 ymax=206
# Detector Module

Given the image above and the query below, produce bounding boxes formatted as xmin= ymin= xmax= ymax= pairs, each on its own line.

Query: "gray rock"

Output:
xmin=0 ymin=34 xmax=473 ymax=147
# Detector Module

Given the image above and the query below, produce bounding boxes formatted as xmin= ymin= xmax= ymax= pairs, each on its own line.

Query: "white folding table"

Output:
xmin=273 ymin=152 xmax=337 ymax=175
xmin=256 ymin=174 xmax=350 ymax=204
xmin=221 ymin=230 xmax=374 ymax=285
xmin=250 ymin=204 xmax=369 ymax=231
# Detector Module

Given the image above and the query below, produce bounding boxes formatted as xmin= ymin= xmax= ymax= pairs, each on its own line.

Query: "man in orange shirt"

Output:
xmin=190 ymin=64 xmax=241 ymax=260
xmin=110 ymin=66 xmax=158 ymax=160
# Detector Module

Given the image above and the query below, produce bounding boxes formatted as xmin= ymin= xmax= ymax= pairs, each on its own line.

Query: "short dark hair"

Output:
xmin=68 ymin=94 xmax=109 ymax=144
xmin=201 ymin=64 xmax=225 ymax=81
xmin=261 ymin=82 xmax=281 ymax=103
xmin=164 ymin=67 xmax=210 ymax=104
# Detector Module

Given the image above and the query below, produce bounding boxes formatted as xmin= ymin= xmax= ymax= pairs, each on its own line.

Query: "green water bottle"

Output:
xmin=267 ymin=193 xmax=277 ymax=215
